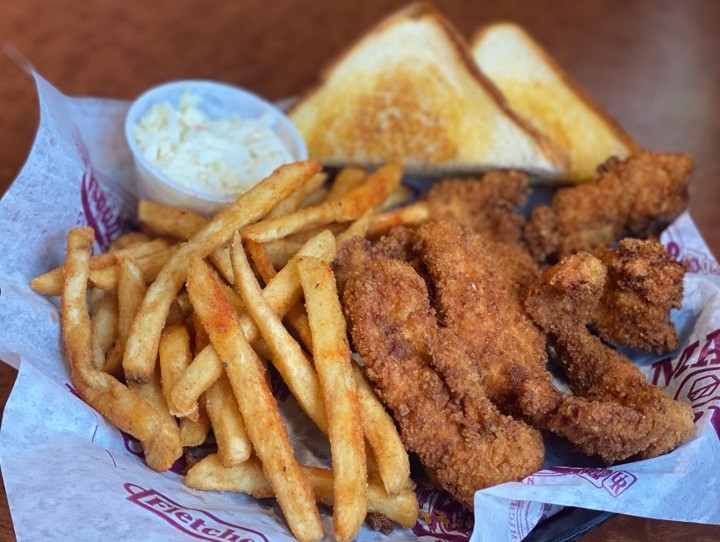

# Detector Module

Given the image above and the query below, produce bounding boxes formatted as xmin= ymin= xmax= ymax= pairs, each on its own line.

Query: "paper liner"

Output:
xmin=1 ymin=74 xmax=719 ymax=542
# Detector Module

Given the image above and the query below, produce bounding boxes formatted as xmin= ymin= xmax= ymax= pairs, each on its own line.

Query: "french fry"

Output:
xmin=123 ymin=160 xmax=321 ymax=383
xmin=209 ymin=246 xmax=234 ymax=284
xmin=325 ymin=166 xmax=367 ymax=203
xmin=106 ymin=257 xmax=146 ymax=377
xmin=352 ymin=364 xmax=411 ymax=496
xmin=90 ymin=244 xmax=180 ymax=292
xmin=205 ymin=374 xmax=252 ymax=466
xmin=90 ymin=291 xmax=118 ymax=369
xmin=187 ymin=257 xmax=323 ymax=542
xmin=169 ymin=230 xmax=336 ymax=413
xmin=231 ymin=233 xmax=328 ymax=432
xmin=299 ymin=256 xmax=367 ymax=541
xmin=377 ymin=184 xmax=411 ymax=212
xmin=334 ymin=162 xmax=403 ymax=220
xmin=299 ymin=187 xmax=328 ymax=208
xmin=366 ymin=200 xmax=430 ymax=238
xmin=169 ymin=344 xmax=223 ymax=418
xmin=179 ymin=401 xmax=211 ymax=447
xmin=265 ymin=238 xmax=304 ymax=268
xmin=31 ymin=238 xmax=172 ymax=296
xmin=138 ymin=199 xmax=209 ymax=240
xmin=128 ymin=365 xmax=177 ymax=432
xmin=267 ymin=171 xmax=328 ymax=218
xmin=158 ymin=324 xmax=196 ymax=418
xmin=241 ymin=163 xmax=402 ymax=243
xmin=336 ymin=210 xmax=372 ymax=247
xmin=185 ymin=454 xmax=419 ymax=529
xmin=245 ymin=239 xmax=277 ymax=285
xmin=108 ymin=231 xmax=152 ymax=252
xmin=61 ymin=227 xmax=181 ymax=471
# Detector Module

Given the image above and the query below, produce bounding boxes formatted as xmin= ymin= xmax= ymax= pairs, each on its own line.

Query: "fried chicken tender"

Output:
xmin=411 ymin=220 xmax=547 ymax=410
xmin=524 ymin=152 xmax=692 ymax=261
xmin=343 ymin=258 xmax=544 ymax=508
xmin=525 ymin=252 xmax=695 ymax=462
xmin=368 ymin=171 xmax=529 ymax=243
xmin=594 ymin=238 xmax=688 ymax=353
xmin=424 ymin=171 xmax=529 ymax=244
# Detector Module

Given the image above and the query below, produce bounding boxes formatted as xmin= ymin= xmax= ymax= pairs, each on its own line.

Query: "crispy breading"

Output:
xmin=343 ymin=258 xmax=543 ymax=508
xmin=525 ymin=252 xmax=695 ymax=462
xmin=524 ymin=152 xmax=692 ymax=260
xmin=594 ymin=238 xmax=688 ymax=353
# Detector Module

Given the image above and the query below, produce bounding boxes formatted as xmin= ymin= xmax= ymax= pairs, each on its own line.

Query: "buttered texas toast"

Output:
xmin=471 ymin=23 xmax=641 ymax=181
xmin=289 ymin=3 xmax=568 ymax=179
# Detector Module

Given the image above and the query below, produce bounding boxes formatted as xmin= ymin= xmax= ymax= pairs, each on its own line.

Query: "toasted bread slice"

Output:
xmin=289 ymin=3 xmax=568 ymax=179
xmin=471 ymin=22 xmax=641 ymax=181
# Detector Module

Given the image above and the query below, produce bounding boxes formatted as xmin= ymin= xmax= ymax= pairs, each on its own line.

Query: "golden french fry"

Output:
xmin=367 ymin=200 xmax=430 ymax=238
xmin=169 ymin=230 xmax=336 ymax=413
xmin=299 ymin=187 xmax=328 ymax=208
xmin=242 ymin=163 xmax=401 ymax=243
xmin=191 ymin=311 xmax=211 ymax=354
xmin=267 ymin=172 xmax=328 ymax=218
xmin=185 ymin=454 xmax=419 ymax=529
xmin=205 ymin=374 xmax=252 ymax=466
xmin=352 ymin=364 xmax=411 ymax=496
xmin=299 ymin=256 xmax=366 ymax=541
xmin=187 ymin=257 xmax=322 ymax=542
xmin=179 ymin=400 xmax=211 ymax=447
xmin=337 ymin=163 xmax=402 ymax=219
xmin=91 ymin=291 xmax=118 ymax=369
xmin=138 ymin=199 xmax=209 ymax=240
xmin=128 ymin=365 xmax=177 ymax=431
xmin=265 ymin=238 xmax=304 ymax=268
xmin=123 ymin=160 xmax=321 ymax=384
xmin=377 ymin=184 xmax=411 ymax=212
xmin=104 ymin=257 xmax=146 ymax=377
xmin=175 ymin=291 xmax=193 ymax=318
xmin=61 ymin=227 xmax=181 ymax=471
xmin=169 ymin=344 xmax=223 ymax=418
xmin=31 ymin=238 xmax=172 ymax=296
xmin=209 ymin=246 xmax=234 ymax=284
xmin=158 ymin=324 xmax=196 ymax=418
xmin=90 ymin=244 xmax=180 ymax=292
xmin=336 ymin=210 xmax=372 ymax=247
xmin=325 ymin=166 xmax=367 ymax=203
xmin=245 ymin=239 xmax=277 ymax=285
xmin=165 ymin=298 xmax=185 ymax=327
xmin=231 ymin=233 xmax=328 ymax=432
xmin=109 ymin=231 xmax=152 ymax=252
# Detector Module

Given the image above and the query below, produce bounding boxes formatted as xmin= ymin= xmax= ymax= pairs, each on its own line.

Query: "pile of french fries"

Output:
xmin=32 ymin=160 xmax=419 ymax=542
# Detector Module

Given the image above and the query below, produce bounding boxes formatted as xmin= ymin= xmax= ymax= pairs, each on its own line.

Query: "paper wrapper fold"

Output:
xmin=1 ymin=74 xmax=719 ymax=542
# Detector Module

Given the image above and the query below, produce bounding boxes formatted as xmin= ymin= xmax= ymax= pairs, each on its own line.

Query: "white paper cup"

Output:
xmin=124 ymin=80 xmax=307 ymax=216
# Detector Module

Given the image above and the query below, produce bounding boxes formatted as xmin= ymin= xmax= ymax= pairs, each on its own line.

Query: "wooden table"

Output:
xmin=1 ymin=1 xmax=718 ymax=540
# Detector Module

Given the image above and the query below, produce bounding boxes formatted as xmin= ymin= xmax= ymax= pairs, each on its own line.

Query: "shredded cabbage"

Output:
xmin=134 ymin=91 xmax=294 ymax=199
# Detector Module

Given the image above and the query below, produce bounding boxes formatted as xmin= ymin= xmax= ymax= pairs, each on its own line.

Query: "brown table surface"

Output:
xmin=1 ymin=1 xmax=719 ymax=540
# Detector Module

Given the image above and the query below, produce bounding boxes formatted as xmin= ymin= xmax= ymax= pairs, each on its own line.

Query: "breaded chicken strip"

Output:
xmin=368 ymin=171 xmax=529 ymax=243
xmin=343 ymin=258 xmax=544 ymax=508
xmin=594 ymin=238 xmax=687 ymax=353
xmin=524 ymin=152 xmax=692 ymax=261
xmin=412 ymin=220 xmax=547 ymax=410
xmin=525 ymin=252 xmax=695 ymax=462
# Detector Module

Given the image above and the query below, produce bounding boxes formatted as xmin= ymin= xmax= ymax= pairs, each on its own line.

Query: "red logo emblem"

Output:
xmin=124 ymin=483 xmax=269 ymax=541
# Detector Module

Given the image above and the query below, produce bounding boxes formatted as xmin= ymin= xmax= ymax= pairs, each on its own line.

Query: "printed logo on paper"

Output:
xmin=412 ymin=482 xmax=472 ymax=541
xmin=73 ymin=130 xmax=133 ymax=250
xmin=124 ymin=483 xmax=269 ymax=542
xmin=524 ymin=466 xmax=637 ymax=497
xmin=650 ymin=327 xmax=720 ymax=438
xmin=663 ymin=218 xmax=720 ymax=276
